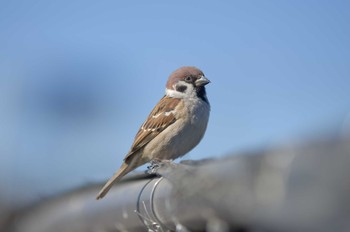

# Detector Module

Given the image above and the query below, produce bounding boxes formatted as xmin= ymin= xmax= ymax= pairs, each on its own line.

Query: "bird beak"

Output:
xmin=195 ymin=76 xmax=210 ymax=86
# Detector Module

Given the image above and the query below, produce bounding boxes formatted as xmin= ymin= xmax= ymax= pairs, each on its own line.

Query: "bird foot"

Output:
xmin=147 ymin=159 xmax=173 ymax=174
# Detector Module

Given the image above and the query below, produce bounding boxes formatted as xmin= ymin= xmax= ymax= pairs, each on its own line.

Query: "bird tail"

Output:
xmin=96 ymin=162 xmax=131 ymax=200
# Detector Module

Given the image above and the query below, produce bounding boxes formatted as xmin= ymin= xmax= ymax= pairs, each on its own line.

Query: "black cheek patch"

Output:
xmin=176 ymin=85 xmax=187 ymax=93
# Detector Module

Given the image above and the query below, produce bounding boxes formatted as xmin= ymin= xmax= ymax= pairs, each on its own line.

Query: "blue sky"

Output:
xmin=0 ymin=0 xmax=349 ymax=205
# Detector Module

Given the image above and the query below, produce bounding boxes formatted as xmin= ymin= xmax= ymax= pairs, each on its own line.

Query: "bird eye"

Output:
xmin=185 ymin=76 xmax=192 ymax=82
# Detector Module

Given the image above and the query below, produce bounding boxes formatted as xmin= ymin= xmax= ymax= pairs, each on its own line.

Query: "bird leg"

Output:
xmin=147 ymin=159 xmax=162 ymax=173
xmin=147 ymin=159 xmax=173 ymax=174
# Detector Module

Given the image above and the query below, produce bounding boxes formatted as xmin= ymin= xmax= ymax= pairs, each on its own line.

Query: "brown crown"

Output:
xmin=166 ymin=66 xmax=205 ymax=89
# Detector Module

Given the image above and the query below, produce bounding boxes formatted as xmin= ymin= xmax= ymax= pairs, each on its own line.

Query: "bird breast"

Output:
xmin=143 ymin=97 xmax=210 ymax=160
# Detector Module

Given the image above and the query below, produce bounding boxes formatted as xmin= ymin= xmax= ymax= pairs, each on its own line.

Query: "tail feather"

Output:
xmin=96 ymin=163 xmax=131 ymax=200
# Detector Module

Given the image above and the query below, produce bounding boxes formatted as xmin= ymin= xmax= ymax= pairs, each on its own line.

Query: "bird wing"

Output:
xmin=124 ymin=96 xmax=181 ymax=162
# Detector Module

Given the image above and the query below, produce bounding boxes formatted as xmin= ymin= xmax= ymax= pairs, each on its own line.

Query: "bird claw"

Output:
xmin=147 ymin=159 xmax=173 ymax=174
xmin=147 ymin=159 xmax=161 ymax=174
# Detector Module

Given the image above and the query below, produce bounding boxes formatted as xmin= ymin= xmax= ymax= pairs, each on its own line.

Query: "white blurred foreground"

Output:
xmin=4 ymin=134 xmax=350 ymax=232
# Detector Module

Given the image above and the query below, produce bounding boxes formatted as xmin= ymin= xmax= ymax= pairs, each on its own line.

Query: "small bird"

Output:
xmin=96 ymin=66 xmax=210 ymax=199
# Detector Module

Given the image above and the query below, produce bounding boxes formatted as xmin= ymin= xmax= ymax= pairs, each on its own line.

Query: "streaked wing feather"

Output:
xmin=124 ymin=96 xmax=180 ymax=161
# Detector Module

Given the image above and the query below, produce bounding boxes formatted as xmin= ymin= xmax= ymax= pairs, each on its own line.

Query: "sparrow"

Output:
xmin=96 ymin=66 xmax=210 ymax=199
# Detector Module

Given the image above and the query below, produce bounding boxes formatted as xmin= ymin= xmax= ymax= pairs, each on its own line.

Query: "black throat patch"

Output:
xmin=196 ymin=87 xmax=209 ymax=104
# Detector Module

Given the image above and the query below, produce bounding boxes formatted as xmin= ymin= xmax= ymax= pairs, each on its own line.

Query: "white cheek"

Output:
xmin=166 ymin=81 xmax=196 ymax=99
xmin=178 ymin=82 xmax=195 ymax=94
xmin=166 ymin=89 xmax=183 ymax=98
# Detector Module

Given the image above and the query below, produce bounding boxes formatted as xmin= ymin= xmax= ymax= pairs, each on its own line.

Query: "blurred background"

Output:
xmin=0 ymin=0 xmax=349 ymax=222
